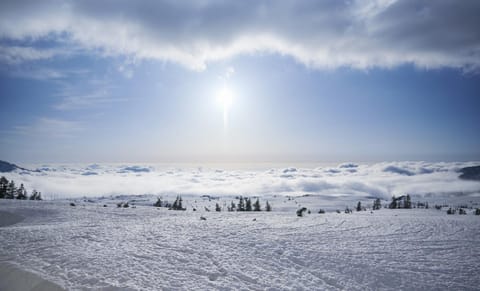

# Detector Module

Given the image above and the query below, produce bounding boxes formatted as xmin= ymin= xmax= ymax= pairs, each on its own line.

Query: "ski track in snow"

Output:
xmin=0 ymin=200 xmax=479 ymax=290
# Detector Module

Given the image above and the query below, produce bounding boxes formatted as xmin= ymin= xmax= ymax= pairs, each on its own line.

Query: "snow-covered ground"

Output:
xmin=1 ymin=198 xmax=479 ymax=290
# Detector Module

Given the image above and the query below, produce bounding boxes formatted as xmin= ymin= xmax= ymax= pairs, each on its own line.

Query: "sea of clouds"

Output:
xmin=3 ymin=162 xmax=480 ymax=205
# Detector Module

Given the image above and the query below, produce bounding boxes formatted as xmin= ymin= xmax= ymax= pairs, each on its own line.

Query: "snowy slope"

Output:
xmin=1 ymin=199 xmax=479 ymax=290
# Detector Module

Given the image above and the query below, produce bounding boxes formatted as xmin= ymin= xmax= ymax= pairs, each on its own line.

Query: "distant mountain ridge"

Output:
xmin=0 ymin=160 xmax=30 ymax=173
xmin=458 ymin=165 xmax=480 ymax=181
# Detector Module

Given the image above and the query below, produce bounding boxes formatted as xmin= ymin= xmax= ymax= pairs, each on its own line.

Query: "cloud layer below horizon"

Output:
xmin=1 ymin=0 xmax=479 ymax=71
xmin=3 ymin=162 xmax=480 ymax=209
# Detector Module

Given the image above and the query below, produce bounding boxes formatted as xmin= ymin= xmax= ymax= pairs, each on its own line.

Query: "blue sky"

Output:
xmin=0 ymin=0 xmax=479 ymax=163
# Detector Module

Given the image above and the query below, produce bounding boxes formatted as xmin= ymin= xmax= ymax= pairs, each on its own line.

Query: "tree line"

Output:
xmin=153 ymin=195 xmax=272 ymax=212
xmin=0 ymin=176 xmax=42 ymax=200
xmin=226 ymin=197 xmax=271 ymax=212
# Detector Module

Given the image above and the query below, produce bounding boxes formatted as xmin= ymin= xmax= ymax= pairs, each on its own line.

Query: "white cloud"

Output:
xmin=3 ymin=162 xmax=479 ymax=209
xmin=0 ymin=0 xmax=479 ymax=71
xmin=0 ymin=45 xmax=62 ymax=64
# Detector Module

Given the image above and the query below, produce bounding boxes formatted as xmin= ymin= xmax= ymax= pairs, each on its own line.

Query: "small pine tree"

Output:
xmin=389 ymin=196 xmax=397 ymax=209
xmin=425 ymin=202 xmax=429 ymax=209
xmin=475 ymin=208 xmax=480 ymax=215
xmin=237 ymin=197 xmax=245 ymax=211
xmin=265 ymin=201 xmax=272 ymax=212
xmin=171 ymin=198 xmax=178 ymax=210
xmin=253 ymin=198 xmax=261 ymax=211
xmin=16 ymin=184 xmax=28 ymax=200
xmin=6 ymin=181 xmax=16 ymax=199
xmin=215 ymin=203 xmax=221 ymax=212
xmin=356 ymin=201 xmax=362 ymax=212
xmin=29 ymin=189 xmax=38 ymax=200
xmin=0 ymin=176 xmax=8 ymax=199
xmin=230 ymin=201 xmax=236 ymax=211
xmin=245 ymin=198 xmax=252 ymax=211
xmin=373 ymin=198 xmax=381 ymax=210
xmin=405 ymin=194 xmax=412 ymax=209
xmin=154 ymin=198 xmax=162 ymax=207
xmin=32 ymin=191 xmax=42 ymax=200
xmin=178 ymin=196 xmax=183 ymax=210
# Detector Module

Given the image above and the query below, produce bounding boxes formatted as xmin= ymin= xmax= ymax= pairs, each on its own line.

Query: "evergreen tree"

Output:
xmin=253 ymin=198 xmax=261 ymax=211
xmin=230 ymin=201 xmax=236 ymax=211
xmin=0 ymin=176 xmax=8 ymax=199
xmin=389 ymin=195 xmax=397 ymax=209
xmin=245 ymin=198 xmax=252 ymax=211
xmin=215 ymin=203 xmax=221 ymax=212
xmin=178 ymin=196 xmax=183 ymax=210
xmin=356 ymin=201 xmax=362 ymax=212
xmin=16 ymin=184 xmax=27 ymax=200
xmin=170 ymin=196 xmax=185 ymax=210
xmin=265 ymin=201 xmax=272 ymax=212
xmin=154 ymin=198 xmax=162 ymax=207
xmin=237 ymin=197 xmax=245 ymax=211
xmin=475 ymin=208 xmax=480 ymax=215
xmin=6 ymin=180 xmax=16 ymax=199
xmin=29 ymin=189 xmax=38 ymax=200
xmin=171 ymin=197 xmax=178 ymax=210
xmin=405 ymin=194 xmax=412 ymax=209
xmin=373 ymin=198 xmax=381 ymax=210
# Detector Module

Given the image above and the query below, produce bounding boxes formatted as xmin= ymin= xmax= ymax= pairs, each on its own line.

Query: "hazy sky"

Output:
xmin=1 ymin=0 xmax=479 ymax=163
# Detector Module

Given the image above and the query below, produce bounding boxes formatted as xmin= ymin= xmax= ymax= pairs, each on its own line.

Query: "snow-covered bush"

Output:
xmin=296 ymin=207 xmax=307 ymax=217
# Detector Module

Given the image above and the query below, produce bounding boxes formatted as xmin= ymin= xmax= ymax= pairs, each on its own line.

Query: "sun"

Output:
xmin=217 ymin=86 xmax=233 ymax=130
xmin=217 ymin=86 xmax=233 ymax=108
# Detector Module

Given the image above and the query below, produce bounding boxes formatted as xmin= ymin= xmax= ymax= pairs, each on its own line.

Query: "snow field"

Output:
xmin=0 ymin=199 xmax=479 ymax=290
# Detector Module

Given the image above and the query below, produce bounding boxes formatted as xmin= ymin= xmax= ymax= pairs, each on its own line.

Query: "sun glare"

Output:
xmin=218 ymin=86 xmax=233 ymax=108
xmin=216 ymin=86 xmax=233 ymax=130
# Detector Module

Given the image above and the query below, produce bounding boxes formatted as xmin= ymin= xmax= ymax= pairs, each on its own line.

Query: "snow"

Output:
xmin=1 ymin=198 xmax=479 ymax=290
xmin=0 ymin=262 xmax=64 ymax=291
